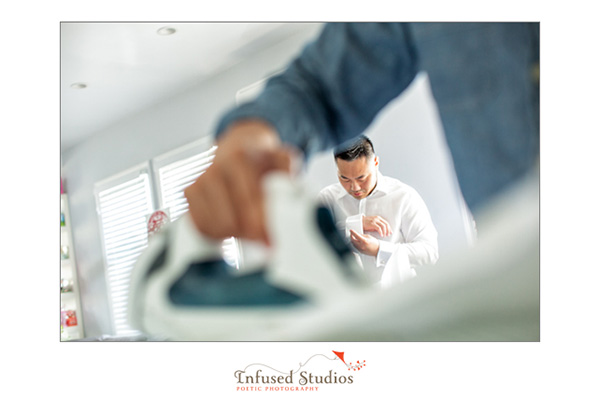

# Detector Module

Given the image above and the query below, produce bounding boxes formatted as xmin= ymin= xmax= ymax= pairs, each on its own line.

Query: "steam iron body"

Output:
xmin=128 ymin=173 xmax=369 ymax=340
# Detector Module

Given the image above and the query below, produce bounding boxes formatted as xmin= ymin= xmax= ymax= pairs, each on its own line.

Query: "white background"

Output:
xmin=2 ymin=1 xmax=599 ymax=399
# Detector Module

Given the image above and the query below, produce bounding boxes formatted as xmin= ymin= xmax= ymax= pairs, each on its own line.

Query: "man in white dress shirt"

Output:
xmin=317 ymin=136 xmax=439 ymax=286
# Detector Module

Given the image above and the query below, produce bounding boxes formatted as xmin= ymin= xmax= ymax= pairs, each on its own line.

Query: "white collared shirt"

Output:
xmin=317 ymin=172 xmax=439 ymax=285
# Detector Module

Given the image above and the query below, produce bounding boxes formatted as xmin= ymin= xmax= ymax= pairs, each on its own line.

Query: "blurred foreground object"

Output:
xmin=128 ymin=173 xmax=369 ymax=340
xmin=128 ymin=168 xmax=538 ymax=341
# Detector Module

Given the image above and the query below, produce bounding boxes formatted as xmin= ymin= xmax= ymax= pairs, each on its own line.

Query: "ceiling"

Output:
xmin=60 ymin=22 xmax=323 ymax=153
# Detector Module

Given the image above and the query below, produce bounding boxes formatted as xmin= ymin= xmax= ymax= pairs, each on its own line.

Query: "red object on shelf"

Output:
xmin=61 ymin=178 xmax=64 ymax=194
xmin=61 ymin=310 xmax=78 ymax=327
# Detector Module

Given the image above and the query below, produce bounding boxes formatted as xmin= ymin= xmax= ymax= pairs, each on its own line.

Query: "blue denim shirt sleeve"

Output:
xmin=215 ymin=23 xmax=419 ymax=158
xmin=214 ymin=22 xmax=539 ymax=213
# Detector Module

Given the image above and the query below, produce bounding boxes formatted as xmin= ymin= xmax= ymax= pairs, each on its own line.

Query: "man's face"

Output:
xmin=336 ymin=156 xmax=379 ymax=200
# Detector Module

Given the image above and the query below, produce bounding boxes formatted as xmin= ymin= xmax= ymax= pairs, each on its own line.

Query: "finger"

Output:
xmin=365 ymin=217 xmax=386 ymax=236
xmin=374 ymin=221 xmax=385 ymax=236
xmin=363 ymin=224 xmax=376 ymax=233
xmin=199 ymin=170 xmax=239 ymax=238
xmin=374 ymin=216 xmax=391 ymax=236
xmin=349 ymin=235 xmax=357 ymax=246
xmin=382 ymin=219 xmax=392 ymax=236
xmin=251 ymin=147 xmax=296 ymax=241
xmin=255 ymin=147 xmax=294 ymax=175
xmin=350 ymin=230 xmax=366 ymax=244
xmin=367 ymin=218 xmax=383 ymax=236
xmin=377 ymin=220 xmax=391 ymax=237
xmin=184 ymin=177 xmax=209 ymax=234
xmin=184 ymin=175 xmax=223 ymax=238
xmin=220 ymin=151 xmax=268 ymax=243
xmin=349 ymin=232 xmax=362 ymax=249
xmin=184 ymin=170 xmax=237 ymax=239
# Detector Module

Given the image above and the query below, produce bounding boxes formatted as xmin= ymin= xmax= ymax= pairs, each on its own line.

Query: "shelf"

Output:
xmin=61 ymin=325 xmax=83 ymax=341
xmin=60 ymin=191 xmax=85 ymax=340
xmin=63 ymin=325 xmax=80 ymax=331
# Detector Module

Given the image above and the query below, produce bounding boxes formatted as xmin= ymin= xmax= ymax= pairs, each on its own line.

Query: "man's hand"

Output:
xmin=184 ymin=119 xmax=296 ymax=245
xmin=362 ymin=215 xmax=392 ymax=237
xmin=349 ymin=229 xmax=380 ymax=257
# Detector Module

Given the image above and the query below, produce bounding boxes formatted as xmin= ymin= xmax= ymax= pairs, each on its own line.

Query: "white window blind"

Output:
xmin=154 ymin=139 xmax=241 ymax=268
xmin=95 ymin=165 xmax=153 ymax=336
xmin=94 ymin=139 xmax=243 ymax=336
xmin=155 ymin=146 xmax=216 ymax=220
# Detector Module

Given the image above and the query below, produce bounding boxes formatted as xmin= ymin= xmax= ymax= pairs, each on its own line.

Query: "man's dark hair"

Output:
xmin=334 ymin=135 xmax=375 ymax=161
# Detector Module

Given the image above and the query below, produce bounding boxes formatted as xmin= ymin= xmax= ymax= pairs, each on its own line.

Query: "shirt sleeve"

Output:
xmin=396 ymin=189 xmax=439 ymax=268
xmin=376 ymin=240 xmax=396 ymax=267
xmin=367 ymin=187 xmax=440 ymax=286
xmin=214 ymin=23 xmax=419 ymax=159
xmin=378 ymin=190 xmax=438 ymax=286
xmin=380 ymin=245 xmax=415 ymax=287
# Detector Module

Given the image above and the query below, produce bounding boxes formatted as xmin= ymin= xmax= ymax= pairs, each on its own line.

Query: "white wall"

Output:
xmin=61 ymin=25 xmax=473 ymax=338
